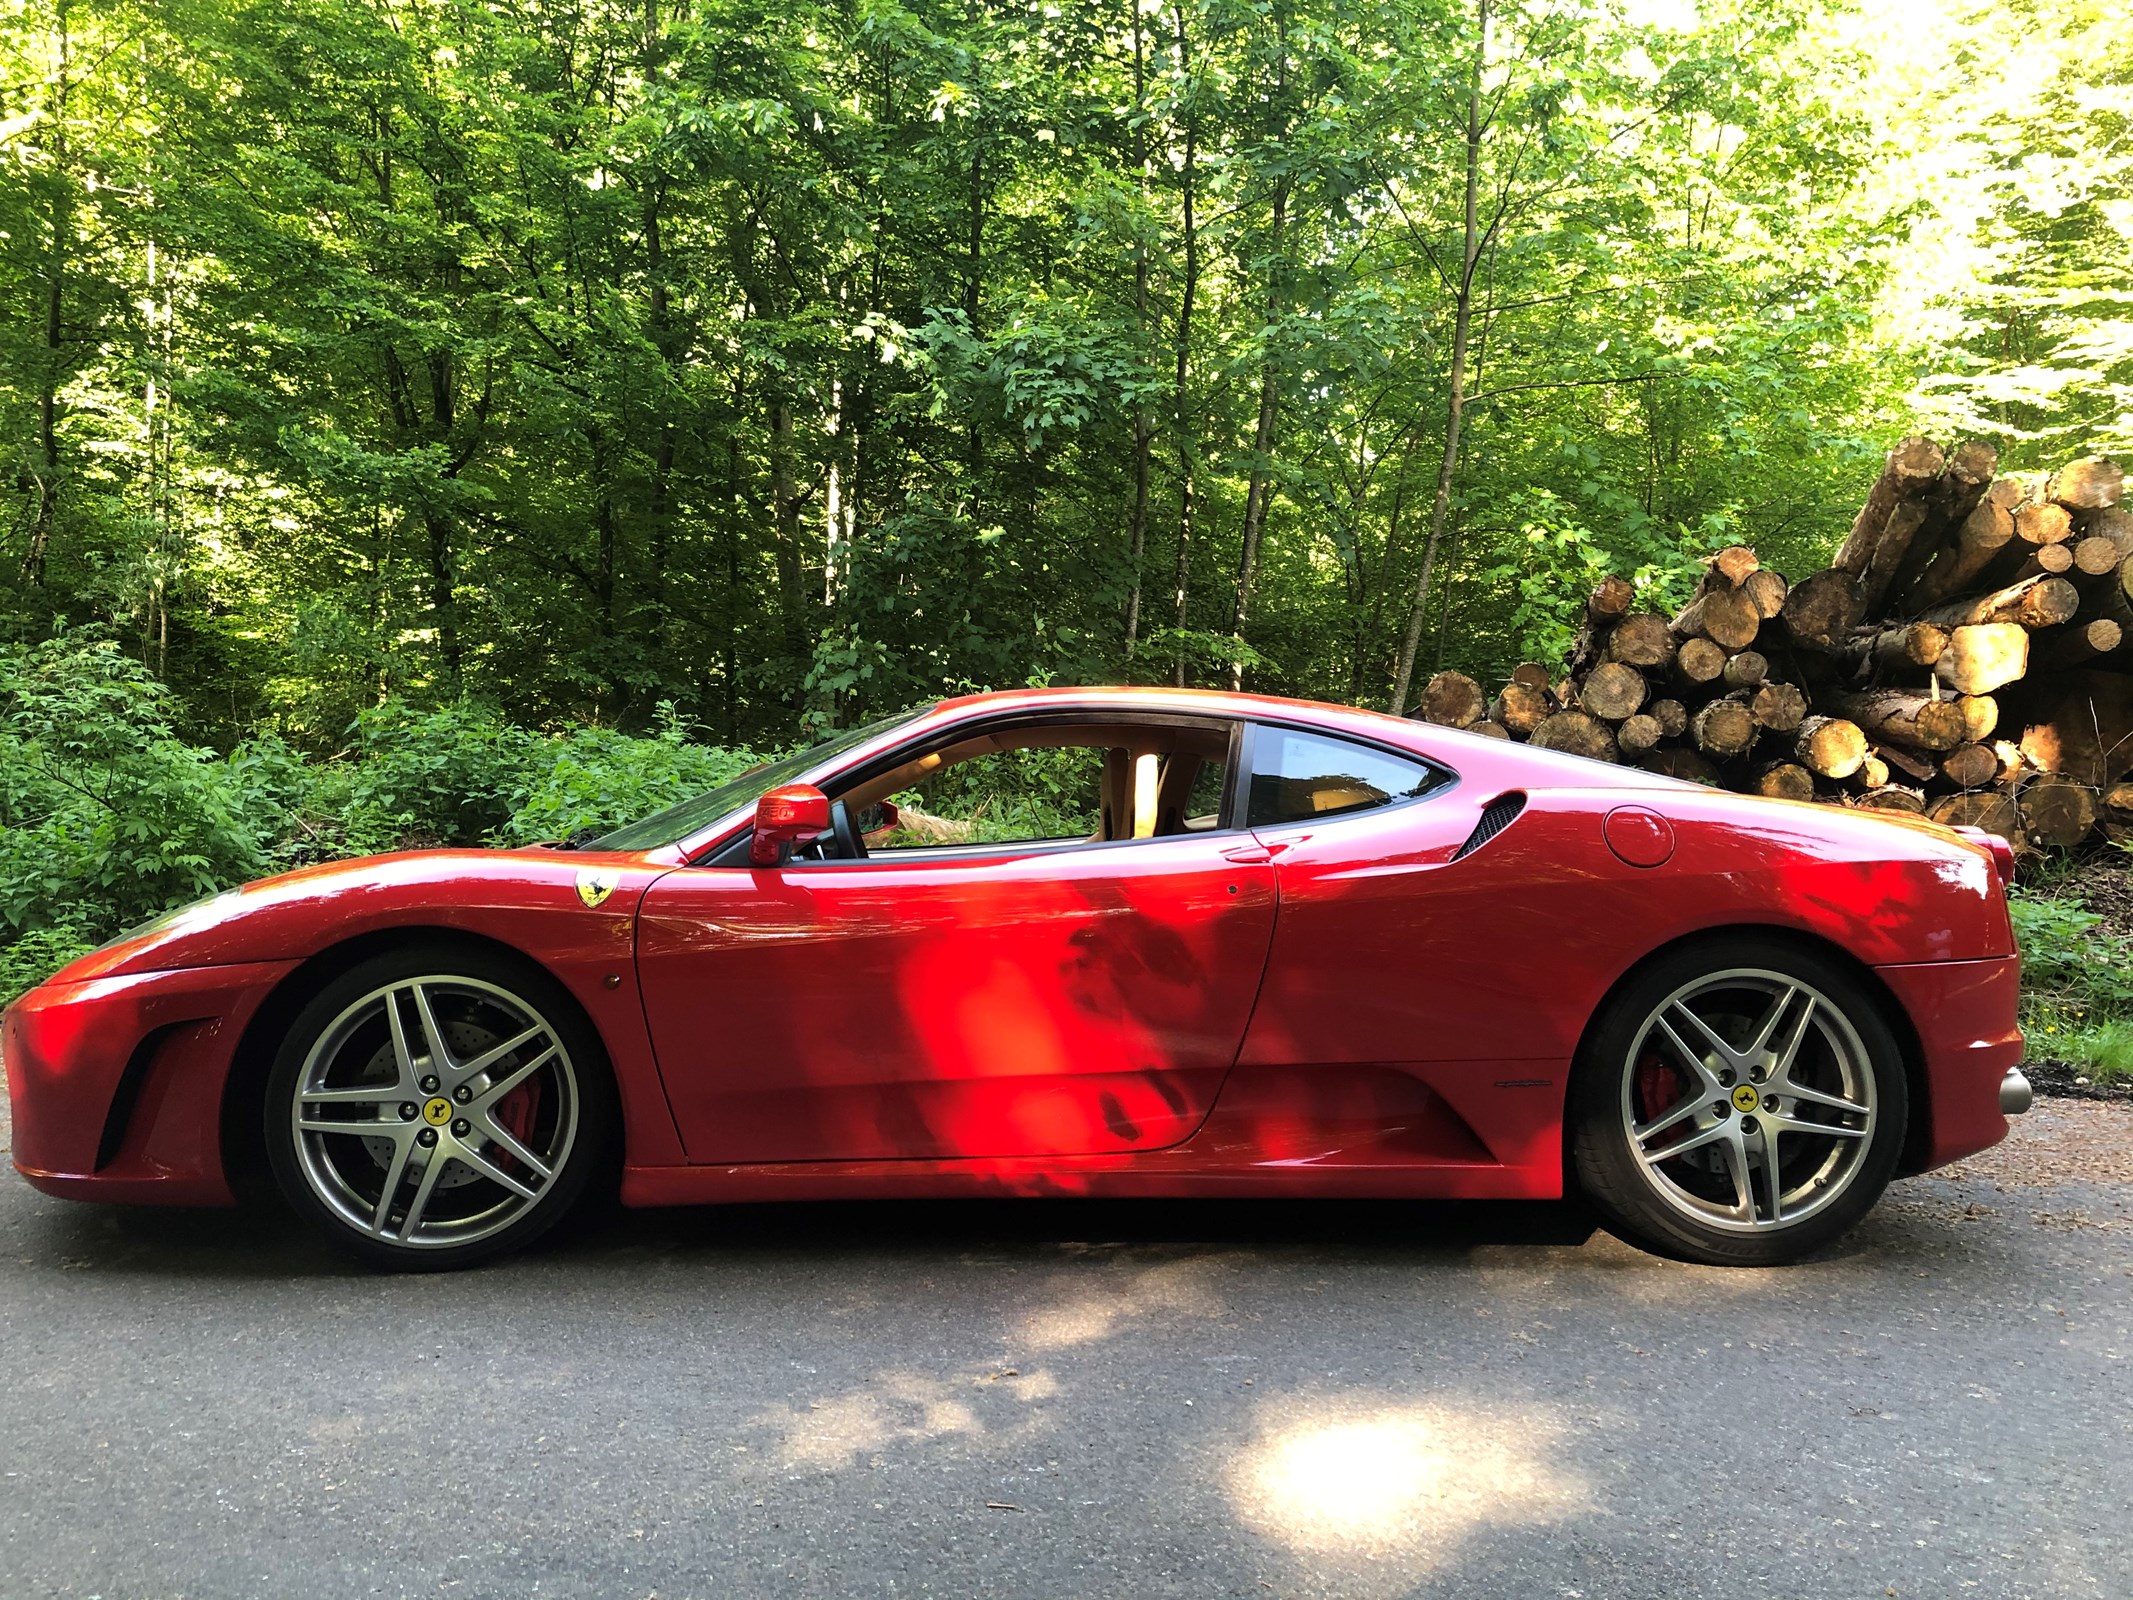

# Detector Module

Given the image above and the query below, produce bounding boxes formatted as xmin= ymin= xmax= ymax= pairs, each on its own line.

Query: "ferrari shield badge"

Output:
xmin=575 ymin=868 xmax=621 ymax=909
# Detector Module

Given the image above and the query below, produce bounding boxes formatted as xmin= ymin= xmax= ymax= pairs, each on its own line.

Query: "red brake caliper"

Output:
xmin=491 ymin=1078 xmax=543 ymax=1176
xmin=1635 ymin=1054 xmax=1683 ymax=1140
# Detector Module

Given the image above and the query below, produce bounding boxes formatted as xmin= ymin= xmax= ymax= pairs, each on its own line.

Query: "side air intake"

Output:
xmin=1450 ymin=791 xmax=1526 ymax=861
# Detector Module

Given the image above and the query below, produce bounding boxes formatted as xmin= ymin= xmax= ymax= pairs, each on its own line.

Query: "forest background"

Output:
xmin=0 ymin=0 xmax=2128 ymax=1003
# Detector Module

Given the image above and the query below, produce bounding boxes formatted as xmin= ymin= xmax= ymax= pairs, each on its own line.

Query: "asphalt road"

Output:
xmin=1 ymin=1096 xmax=2128 ymax=1600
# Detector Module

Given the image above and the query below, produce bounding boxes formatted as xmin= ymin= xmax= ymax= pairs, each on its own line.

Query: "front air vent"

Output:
xmin=1450 ymin=791 xmax=1527 ymax=861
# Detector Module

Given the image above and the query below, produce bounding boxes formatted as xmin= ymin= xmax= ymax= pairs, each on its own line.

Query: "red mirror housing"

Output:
xmin=750 ymin=783 xmax=832 ymax=866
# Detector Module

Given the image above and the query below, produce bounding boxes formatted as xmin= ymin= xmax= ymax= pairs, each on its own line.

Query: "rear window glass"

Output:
xmin=1247 ymin=729 xmax=1446 ymax=828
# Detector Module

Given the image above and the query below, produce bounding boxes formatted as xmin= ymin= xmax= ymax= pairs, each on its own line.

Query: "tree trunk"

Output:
xmin=1169 ymin=0 xmax=1199 ymax=687
xmin=1124 ymin=8 xmax=1152 ymax=661
xmin=1389 ymin=0 xmax=1488 ymax=716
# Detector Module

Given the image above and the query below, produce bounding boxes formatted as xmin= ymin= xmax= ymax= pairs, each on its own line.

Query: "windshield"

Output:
xmin=589 ymin=707 xmax=933 ymax=852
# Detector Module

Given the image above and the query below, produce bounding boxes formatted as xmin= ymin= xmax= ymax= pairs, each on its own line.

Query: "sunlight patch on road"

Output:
xmin=1021 ymin=1254 xmax=1231 ymax=1351
xmin=1228 ymin=1396 xmax=1586 ymax=1559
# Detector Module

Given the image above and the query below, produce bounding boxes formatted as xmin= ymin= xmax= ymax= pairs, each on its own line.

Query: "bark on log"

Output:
xmin=1794 ymin=716 xmax=1869 ymax=779
xmin=1918 ymin=573 xmax=2079 ymax=629
xmin=1579 ymin=662 xmax=1649 ymax=722
xmin=1781 ymin=569 xmax=1865 ymax=648
xmin=1749 ymin=681 xmax=1808 ymax=733
xmin=2019 ymin=776 xmax=2101 ymax=847
xmin=1616 ymin=713 xmax=1663 ymax=757
xmin=1932 ymin=624 xmax=2030 ymax=696
xmin=1648 ymin=699 xmax=1688 ymax=738
xmin=1875 ymin=743 xmax=1938 ymax=785
xmin=1567 ymin=577 xmax=1636 ymax=674
xmin=1753 ymin=762 xmax=1814 ymax=802
xmin=1673 ymin=586 xmax=1762 ymax=651
xmin=1869 ymin=622 xmax=1949 ymax=671
xmin=1856 ymin=786 xmax=1927 ymax=814
xmin=1928 ymin=790 xmax=2023 ymax=845
xmin=2049 ymin=456 xmax=2124 ymax=512
xmin=1675 ymin=637 xmax=1727 ymax=685
xmin=1941 ymin=743 xmax=1998 ymax=789
xmin=1828 ymin=689 xmax=1966 ymax=751
xmin=1836 ymin=435 xmax=1944 ymax=575
xmin=1859 ymin=753 xmax=1892 ymax=789
xmin=1905 ymin=479 xmax=2021 ymax=609
xmin=1493 ymin=681 xmax=1551 ymax=736
xmin=1722 ymin=650 xmax=1768 ymax=689
xmin=1603 ymin=613 xmax=1675 ymax=669
xmin=1530 ymin=711 xmax=1619 ymax=763
xmin=2029 ymin=618 xmax=2122 ymax=673
xmin=1421 ymin=671 xmax=1486 ymax=728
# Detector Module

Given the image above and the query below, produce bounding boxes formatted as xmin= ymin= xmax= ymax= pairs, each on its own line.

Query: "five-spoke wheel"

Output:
xmin=265 ymin=947 xmax=613 ymax=1269
xmin=1572 ymin=938 xmax=1906 ymax=1265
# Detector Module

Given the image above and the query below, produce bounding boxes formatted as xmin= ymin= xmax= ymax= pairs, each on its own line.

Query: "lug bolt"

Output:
xmin=1740 ymin=1116 xmax=1759 ymax=1135
xmin=399 ymin=1102 xmax=418 ymax=1121
xmin=1718 ymin=1069 xmax=1734 ymax=1087
xmin=453 ymin=1085 xmax=472 ymax=1104
xmin=420 ymin=1075 xmax=441 ymax=1094
xmin=452 ymin=1119 xmax=470 ymax=1137
xmin=417 ymin=1128 xmax=438 ymax=1147
xmin=1764 ymin=1097 xmax=1781 ymax=1113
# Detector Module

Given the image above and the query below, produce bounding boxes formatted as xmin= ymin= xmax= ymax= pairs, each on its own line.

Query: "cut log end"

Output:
xmin=1420 ymin=671 xmax=1485 ymax=729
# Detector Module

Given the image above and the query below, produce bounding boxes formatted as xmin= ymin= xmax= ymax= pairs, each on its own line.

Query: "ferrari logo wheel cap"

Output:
xmin=1731 ymin=1084 xmax=1761 ymax=1113
xmin=422 ymin=1097 xmax=453 ymax=1126
xmin=575 ymin=869 xmax=620 ymax=909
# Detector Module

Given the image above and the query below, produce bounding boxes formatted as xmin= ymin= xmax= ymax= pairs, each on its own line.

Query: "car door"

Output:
xmin=635 ymin=728 xmax=1279 ymax=1165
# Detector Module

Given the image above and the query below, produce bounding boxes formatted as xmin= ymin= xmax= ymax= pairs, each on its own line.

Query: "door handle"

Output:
xmin=1222 ymin=840 xmax=1298 ymax=864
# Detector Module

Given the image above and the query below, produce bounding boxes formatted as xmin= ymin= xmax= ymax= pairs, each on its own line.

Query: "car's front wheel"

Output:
xmin=264 ymin=946 xmax=613 ymax=1270
xmin=1569 ymin=937 xmax=1908 ymax=1266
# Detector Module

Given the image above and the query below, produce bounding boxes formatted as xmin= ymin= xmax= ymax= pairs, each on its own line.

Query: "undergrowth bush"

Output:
xmin=0 ymin=638 xmax=770 ymax=1002
xmin=2008 ymin=891 xmax=2133 ymax=1082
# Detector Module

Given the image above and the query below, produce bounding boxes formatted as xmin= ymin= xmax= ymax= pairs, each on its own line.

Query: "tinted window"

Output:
xmin=1246 ymin=729 xmax=1444 ymax=828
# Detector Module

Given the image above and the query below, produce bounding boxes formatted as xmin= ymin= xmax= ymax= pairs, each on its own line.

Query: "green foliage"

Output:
xmin=497 ymin=707 xmax=764 ymax=847
xmin=0 ymin=636 xmax=281 ymax=943
xmin=2008 ymin=893 xmax=2133 ymax=1072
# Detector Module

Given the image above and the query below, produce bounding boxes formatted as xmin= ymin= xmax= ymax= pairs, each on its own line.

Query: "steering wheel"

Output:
xmin=830 ymin=799 xmax=868 ymax=861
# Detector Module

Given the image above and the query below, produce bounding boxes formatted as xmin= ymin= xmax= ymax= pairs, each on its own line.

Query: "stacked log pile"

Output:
xmin=1417 ymin=439 xmax=2133 ymax=850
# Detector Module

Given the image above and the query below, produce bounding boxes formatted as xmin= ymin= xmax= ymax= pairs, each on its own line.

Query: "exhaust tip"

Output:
xmin=2000 ymin=1067 xmax=2033 ymax=1117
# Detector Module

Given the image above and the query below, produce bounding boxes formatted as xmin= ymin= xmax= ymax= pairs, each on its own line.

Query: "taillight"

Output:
xmin=1952 ymin=825 xmax=2015 ymax=888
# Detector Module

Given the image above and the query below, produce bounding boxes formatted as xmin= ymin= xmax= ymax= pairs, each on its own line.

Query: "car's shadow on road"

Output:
xmin=9 ymin=1188 xmax=1611 ymax=1280
xmin=9 ymin=1173 xmax=2038 ymax=1283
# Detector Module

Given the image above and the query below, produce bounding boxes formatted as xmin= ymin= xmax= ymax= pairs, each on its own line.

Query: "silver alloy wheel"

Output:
xmin=290 ymin=976 xmax=580 ymax=1250
xmin=1620 ymin=968 xmax=1877 ymax=1233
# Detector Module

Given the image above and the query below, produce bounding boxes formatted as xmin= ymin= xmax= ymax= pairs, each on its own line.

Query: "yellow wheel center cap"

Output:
xmin=1731 ymin=1084 xmax=1761 ymax=1113
xmin=422 ymin=1097 xmax=454 ymax=1127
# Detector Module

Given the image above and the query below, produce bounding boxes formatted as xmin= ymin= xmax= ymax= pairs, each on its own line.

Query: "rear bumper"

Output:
xmin=5 ymin=960 xmax=295 ymax=1206
xmin=1876 ymin=955 xmax=2025 ymax=1173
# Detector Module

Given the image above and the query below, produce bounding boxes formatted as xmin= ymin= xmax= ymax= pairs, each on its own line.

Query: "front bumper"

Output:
xmin=5 ymin=959 xmax=296 ymax=1205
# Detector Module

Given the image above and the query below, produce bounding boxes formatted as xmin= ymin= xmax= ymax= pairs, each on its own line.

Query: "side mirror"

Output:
xmin=749 ymin=783 xmax=832 ymax=866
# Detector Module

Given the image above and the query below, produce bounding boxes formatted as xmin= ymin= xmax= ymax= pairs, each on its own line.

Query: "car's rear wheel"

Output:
xmin=264 ymin=946 xmax=614 ymax=1270
xmin=1569 ymin=937 xmax=1908 ymax=1266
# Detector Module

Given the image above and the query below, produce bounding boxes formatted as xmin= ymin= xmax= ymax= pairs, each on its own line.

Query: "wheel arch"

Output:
xmin=1565 ymin=922 xmax=1932 ymax=1181
xmin=218 ymin=925 xmax=600 ymax=1199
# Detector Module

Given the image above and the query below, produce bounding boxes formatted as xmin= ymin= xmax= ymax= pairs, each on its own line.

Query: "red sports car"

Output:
xmin=4 ymin=686 xmax=2030 ymax=1270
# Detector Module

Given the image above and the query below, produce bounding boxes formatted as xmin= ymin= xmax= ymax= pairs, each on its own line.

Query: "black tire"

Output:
xmin=263 ymin=943 xmax=617 ymax=1271
xmin=1569 ymin=935 xmax=1908 ymax=1267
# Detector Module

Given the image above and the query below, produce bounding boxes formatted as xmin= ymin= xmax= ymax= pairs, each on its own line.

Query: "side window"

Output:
xmin=1246 ymin=729 xmax=1445 ymax=828
xmin=873 ymin=745 xmax=1103 ymax=848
